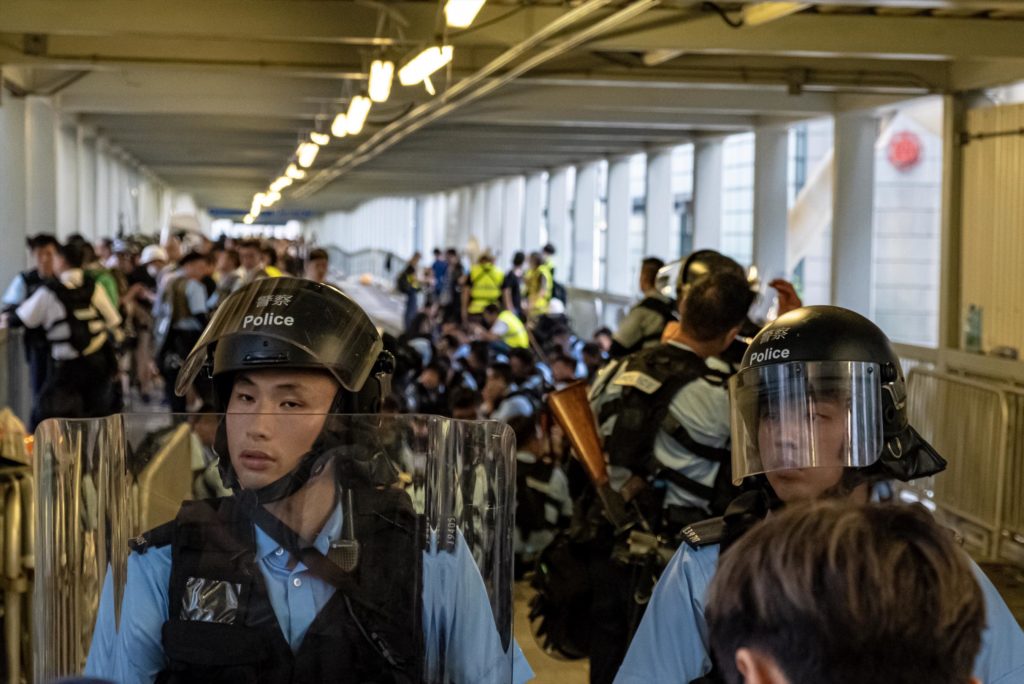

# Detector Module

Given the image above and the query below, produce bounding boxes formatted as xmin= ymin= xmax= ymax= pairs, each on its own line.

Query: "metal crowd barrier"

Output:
xmin=0 ymin=331 xmax=32 ymax=429
xmin=0 ymin=467 xmax=33 ymax=684
xmin=323 ymin=246 xmax=407 ymax=285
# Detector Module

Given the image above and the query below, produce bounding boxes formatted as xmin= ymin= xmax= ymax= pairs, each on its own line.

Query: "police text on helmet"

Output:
xmin=242 ymin=313 xmax=295 ymax=328
xmin=749 ymin=347 xmax=790 ymax=364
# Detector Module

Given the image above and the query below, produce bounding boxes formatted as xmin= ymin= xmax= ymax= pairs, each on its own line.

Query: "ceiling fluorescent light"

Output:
xmin=346 ymin=95 xmax=372 ymax=135
xmin=398 ymin=46 xmax=454 ymax=87
xmin=369 ymin=60 xmax=395 ymax=103
xmin=444 ymin=0 xmax=486 ymax=28
xmin=262 ymin=191 xmax=281 ymax=207
xmin=741 ymin=2 xmax=810 ymax=27
xmin=270 ymin=176 xmax=293 ymax=192
xmin=250 ymin=202 xmax=262 ymax=218
xmin=331 ymin=113 xmax=348 ymax=138
xmin=286 ymin=164 xmax=307 ymax=180
xmin=243 ymin=214 xmax=254 ymax=225
xmin=297 ymin=142 xmax=319 ymax=168
xmin=310 ymin=131 xmax=330 ymax=146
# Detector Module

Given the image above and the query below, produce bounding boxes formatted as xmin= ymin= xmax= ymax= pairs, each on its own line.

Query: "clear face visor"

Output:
xmin=729 ymin=361 xmax=884 ymax=485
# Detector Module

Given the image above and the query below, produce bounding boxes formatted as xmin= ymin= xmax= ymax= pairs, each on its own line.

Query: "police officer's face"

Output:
xmin=759 ymin=395 xmax=848 ymax=503
xmin=225 ymin=369 xmax=339 ymax=490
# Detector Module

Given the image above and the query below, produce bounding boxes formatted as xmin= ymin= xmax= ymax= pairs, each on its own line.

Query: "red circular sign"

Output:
xmin=888 ymin=130 xmax=922 ymax=171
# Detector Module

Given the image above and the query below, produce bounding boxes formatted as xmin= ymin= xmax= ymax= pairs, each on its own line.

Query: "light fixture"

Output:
xmin=250 ymin=202 xmax=262 ymax=218
xmin=286 ymin=163 xmax=306 ymax=180
xmin=741 ymin=2 xmax=810 ymax=26
xmin=261 ymin=191 xmax=281 ymax=207
xmin=398 ymin=46 xmax=454 ymax=87
xmin=444 ymin=0 xmax=486 ymax=28
xmin=346 ymin=95 xmax=372 ymax=135
xmin=368 ymin=59 xmax=395 ymax=103
xmin=331 ymin=113 xmax=348 ymax=138
xmin=243 ymin=214 xmax=255 ymax=225
xmin=297 ymin=142 xmax=319 ymax=168
xmin=270 ymin=176 xmax=293 ymax=192
xmin=310 ymin=131 xmax=330 ymax=146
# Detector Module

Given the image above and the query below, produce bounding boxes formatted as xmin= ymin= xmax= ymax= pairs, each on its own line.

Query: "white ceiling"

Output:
xmin=2 ymin=0 xmax=1024 ymax=214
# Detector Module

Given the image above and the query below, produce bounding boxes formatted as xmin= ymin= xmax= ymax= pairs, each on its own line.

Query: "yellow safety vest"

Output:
xmin=498 ymin=310 xmax=530 ymax=349
xmin=525 ymin=263 xmax=554 ymax=315
xmin=469 ymin=264 xmax=504 ymax=314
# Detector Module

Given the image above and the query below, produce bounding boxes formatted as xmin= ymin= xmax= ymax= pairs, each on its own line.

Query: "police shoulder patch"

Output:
xmin=680 ymin=517 xmax=726 ymax=549
xmin=613 ymin=370 xmax=663 ymax=394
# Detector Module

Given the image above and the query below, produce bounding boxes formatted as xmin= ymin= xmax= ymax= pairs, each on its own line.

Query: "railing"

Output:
xmin=564 ymin=286 xmax=633 ymax=338
xmin=323 ymin=247 xmax=408 ymax=286
xmin=896 ymin=343 xmax=1024 ymax=565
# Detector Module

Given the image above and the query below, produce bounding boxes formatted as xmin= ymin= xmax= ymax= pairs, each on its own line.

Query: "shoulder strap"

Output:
xmin=130 ymin=519 xmax=177 ymax=554
xmin=636 ymin=296 xmax=677 ymax=323
xmin=680 ymin=516 xmax=725 ymax=549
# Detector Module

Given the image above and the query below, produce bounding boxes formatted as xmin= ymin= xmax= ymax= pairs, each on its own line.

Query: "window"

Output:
xmin=670 ymin=144 xmax=695 ymax=259
xmin=720 ymin=132 xmax=755 ymax=267
xmin=628 ymin=153 xmax=647 ymax=284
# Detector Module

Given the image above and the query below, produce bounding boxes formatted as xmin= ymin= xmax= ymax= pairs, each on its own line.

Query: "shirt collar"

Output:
xmin=254 ymin=499 xmax=345 ymax=561
xmin=666 ymin=339 xmax=697 ymax=354
xmin=642 ymin=287 xmax=668 ymax=301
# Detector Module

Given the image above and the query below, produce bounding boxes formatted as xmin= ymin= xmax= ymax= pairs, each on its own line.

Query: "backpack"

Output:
xmin=551 ymin=280 xmax=568 ymax=304
xmin=46 ymin=277 xmax=101 ymax=354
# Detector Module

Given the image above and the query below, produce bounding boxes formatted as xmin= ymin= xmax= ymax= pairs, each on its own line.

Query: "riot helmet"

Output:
xmin=729 ymin=306 xmax=946 ymax=488
xmin=175 ymin=277 xmax=396 ymax=503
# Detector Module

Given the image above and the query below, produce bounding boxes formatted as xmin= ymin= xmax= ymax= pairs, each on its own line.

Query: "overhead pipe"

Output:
xmin=296 ymin=0 xmax=677 ymax=197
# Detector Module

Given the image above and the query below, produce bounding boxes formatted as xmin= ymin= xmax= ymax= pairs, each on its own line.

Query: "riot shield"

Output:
xmin=34 ymin=412 xmax=517 ymax=684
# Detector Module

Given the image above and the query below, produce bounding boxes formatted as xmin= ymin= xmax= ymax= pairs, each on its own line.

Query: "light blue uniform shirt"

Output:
xmin=615 ymin=541 xmax=1024 ymax=684
xmin=85 ymin=504 xmax=534 ymax=683
xmin=1 ymin=274 xmax=28 ymax=308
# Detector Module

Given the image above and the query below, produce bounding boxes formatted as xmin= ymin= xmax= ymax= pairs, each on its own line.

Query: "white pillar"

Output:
xmin=645 ymin=148 xmax=673 ymax=260
xmin=606 ymin=156 xmax=632 ymax=296
xmin=55 ymin=123 xmax=79 ymax=240
xmin=95 ymin=140 xmax=110 ymax=238
xmin=138 ymin=178 xmax=160 ymax=236
xmin=523 ymin=173 xmax=543 ymax=253
xmin=469 ymin=184 xmax=487 ymax=254
xmin=0 ymin=96 xmax=28 ymax=289
xmin=485 ymin=180 xmax=504 ymax=255
xmin=547 ymin=168 xmax=572 ymax=279
xmin=108 ymin=156 xmax=121 ymax=235
xmin=501 ymin=177 xmax=525 ymax=266
xmin=752 ymin=127 xmax=789 ymax=281
xmin=830 ymin=112 xmax=878 ymax=315
xmin=24 ymin=97 xmax=58 ymax=237
xmin=693 ymin=139 xmax=723 ymax=252
xmin=573 ymin=162 xmax=599 ymax=289
xmin=77 ymin=128 xmax=97 ymax=239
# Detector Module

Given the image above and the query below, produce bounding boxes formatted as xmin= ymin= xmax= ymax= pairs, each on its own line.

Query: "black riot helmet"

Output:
xmin=729 ymin=306 xmax=946 ymax=487
xmin=175 ymin=277 xmax=396 ymax=503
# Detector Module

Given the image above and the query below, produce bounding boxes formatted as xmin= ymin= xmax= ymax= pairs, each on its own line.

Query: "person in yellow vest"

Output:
xmin=480 ymin=303 xmax=530 ymax=351
xmin=522 ymin=252 xmax=553 ymax=320
xmin=461 ymin=251 xmax=505 ymax=323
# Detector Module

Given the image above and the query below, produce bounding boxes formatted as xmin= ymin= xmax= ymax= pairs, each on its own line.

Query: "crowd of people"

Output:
xmin=4 ymin=229 xmax=1023 ymax=684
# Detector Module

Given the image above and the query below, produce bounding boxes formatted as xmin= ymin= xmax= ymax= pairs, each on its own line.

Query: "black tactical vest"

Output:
xmin=146 ymin=490 xmax=422 ymax=684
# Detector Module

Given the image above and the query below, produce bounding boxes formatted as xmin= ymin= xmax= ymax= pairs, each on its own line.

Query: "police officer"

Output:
xmin=609 ymin=257 xmax=675 ymax=358
xmin=614 ymin=306 xmax=1024 ymax=684
xmin=85 ymin=278 xmax=533 ymax=683
xmin=580 ymin=269 xmax=754 ymax=684
xmin=7 ymin=240 xmax=121 ymax=424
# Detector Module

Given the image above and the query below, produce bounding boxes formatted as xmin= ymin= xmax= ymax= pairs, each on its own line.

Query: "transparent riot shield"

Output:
xmin=34 ymin=412 xmax=516 ymax=684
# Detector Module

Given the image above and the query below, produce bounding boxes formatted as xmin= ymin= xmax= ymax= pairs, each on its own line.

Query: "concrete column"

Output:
xmin=573 ymin=162 xmax=599 ymax=289
xmin=0 ymin=96 xmax=28 ymax=290
xmin=108 ymin=155 xmax=121 ymax=235
xmin=501 ymin=177 xmax=524 ymax=266
xmin=94 ymin=139 xmax=110 ymax=238
xmin=753 ymin=126 xmax=790 ymax=281
xmin=77 ymin=128 xmax=97 ymax=239
xmin=55 ymin=123 xmax=79 ymax=240
xmin=645 ymin=147 xmax=673 ymax=260
xmin=485 ymin=180 xmax=504 ymax=254
xmin=693 ymin=138 xmax=723 ymax=251
xmin=830 ymin=112 xmax=878 ymax=315
xmin=470 ymin=184 xmax=487 ymax=253
xmin=938 ymin=94 xmax=964 ymax=349
xmin=606 ymin=156 xmax=632 ymax=296
xmin=547 ymin=168 xmax=571 ymax=279
xmin=24 ymin=97 xmax=58 ymax=237
xmin=523 ymin=173 xmax=543 ymax=252
xmin=138 ymin=178 xmax=160 ymax=236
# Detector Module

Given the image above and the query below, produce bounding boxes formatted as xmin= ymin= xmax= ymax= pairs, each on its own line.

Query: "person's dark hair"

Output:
xmin=483 ymin=303 xmax=501 ymax=317
xmin=550 ymin=354 xmax=575 ymax=369
xmin=445 ymin=248 xmax=458 ymax=258
xmin=433 ymin=248 xmax=442 ymax=257
xmin=27 ymin=233 xmax=59 ymax=251
xmin=307 ymin=248 xmax=329 ymax=264
xmin=507 ymin=413 xmax=538 ymax=449
xmin=581 ymin=342 xmax=602 ymax=358
xmin=593 ymin=327 xmax=613 ymax=339
xmin=706 ymin=501 xmax=985 ymax=684
xmin=512 ymin=251 xmax=526 ymax=267
xmin=508 ymin=347 xmax=535 ymax=367
xmin=449 ymin=387 xmax=482 ymax=412
xmin=57 ymin=241 xmax=86 ymax=269
xmin=261 ymin=245 xmax=277 ymax=266
xmin=679 ymin=270 xmax=752 ymax=343
xmin=488 ymin=362 xmax=514 ymax=386
xmin=469 ymin=340 xmax=490 ymax=367
xmin=441 ymin=334 xmax=461 ymax=352
xmin=640 ymin=257 xmax=665 ymax=286
xmin=237 ymin=238 xmax=261 ymax=251
xmin=542 ymin=243 xmax=556 ymax=256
